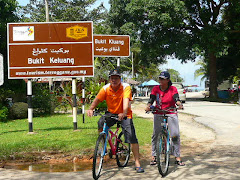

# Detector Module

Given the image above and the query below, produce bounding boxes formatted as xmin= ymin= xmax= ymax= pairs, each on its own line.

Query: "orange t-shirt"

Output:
xmin=96 ymin=83 xmax=133 ymax=119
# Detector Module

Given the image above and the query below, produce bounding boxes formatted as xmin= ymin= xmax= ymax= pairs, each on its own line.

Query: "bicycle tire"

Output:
xmin=92 ymin=134 xmax=106 ymax=180
xmin=116 ymin=132 xmax=131 ymax=167
xmin=156 ymin=132 xmax=170 ymax=177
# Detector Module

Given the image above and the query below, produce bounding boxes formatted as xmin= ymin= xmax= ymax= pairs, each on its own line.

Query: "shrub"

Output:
xmin=96 ymin=101 xmax=107 ymax=112
xmin=0 ymin=105 xmax=8 ymax=121
xmin=9 ymin=102 xmax=28 ymax=119
xmin=85 ymin=81 xmax=105 ymax=103
xmin=32 ymin=83 xmax=58 ymax=116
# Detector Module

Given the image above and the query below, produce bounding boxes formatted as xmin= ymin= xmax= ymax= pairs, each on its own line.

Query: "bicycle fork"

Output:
xmin=101 ymin=124 xmax=109 ymax=157
xmin=162 ymin=117 xmax=171 ymax=153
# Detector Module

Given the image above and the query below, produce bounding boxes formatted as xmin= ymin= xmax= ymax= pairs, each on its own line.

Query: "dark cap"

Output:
xmin=109 ymin=69 xmax=121 ymax=77
xmin=159 ymin=71 xmax=170 ymax=79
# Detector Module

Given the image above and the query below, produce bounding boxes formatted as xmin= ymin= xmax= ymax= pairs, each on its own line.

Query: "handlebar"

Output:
xmin=146 ymin=106 xmax=179 ymax=114
xmin=93 ymin=111 xmax=125 ymax=121
xmin=102 ymin=114 xmax=120 ymax=121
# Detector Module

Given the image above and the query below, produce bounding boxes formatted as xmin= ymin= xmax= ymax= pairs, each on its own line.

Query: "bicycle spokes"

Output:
xmin=93 ymin=134 xmax=105 ymax=180
xmin=116 ymin=132 xmax=130 ymax=167
xmin=157 ymin=134 xmax=170 ymax=177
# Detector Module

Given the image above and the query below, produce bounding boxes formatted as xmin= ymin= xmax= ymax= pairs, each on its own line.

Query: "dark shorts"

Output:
xmin=98 ymin=113 xmax=138 ymax=144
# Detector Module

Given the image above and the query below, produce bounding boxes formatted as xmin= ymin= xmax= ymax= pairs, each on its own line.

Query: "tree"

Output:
xmin=217 ymin=0 xmax=240 ymax=83
xmin=108 ymin=0 xmax=231 ymax=98
xmin=0 ymin=0 xmax=22 ymax=120
xmin=93 ymin=57 xmax=115 ymax=81
xmin=167 ymin=69 xmax=184 ymax=83
xmin=21 ymin=0 xmax=107 ymax=24
xmin=0 ymin=0 xmax=25 ymax=99
xmin=194 ymin=59 xmax=209 ymax=83
xmin=0 ymin=0 xmax=19 ymax=70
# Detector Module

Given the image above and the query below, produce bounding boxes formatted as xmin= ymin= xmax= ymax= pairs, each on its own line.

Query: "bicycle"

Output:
xmin=148 ymin=106 xmax=178 ymax=177
xmin=92 ymin=113 xmax=131 ymax=180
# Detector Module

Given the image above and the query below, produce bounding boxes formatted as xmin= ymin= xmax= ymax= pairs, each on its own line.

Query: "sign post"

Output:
xmin=82 ymin=76 xmax=85 ymax=123
xmin=0 ymin=54 xmax=3 ymax=86
xmin=27 ymin=79 xmax=33 ymax=133
xmin=8 ymin=22 xmax=94 ymax=132
xmin=72 ymin=78 xmax=77 ymax=130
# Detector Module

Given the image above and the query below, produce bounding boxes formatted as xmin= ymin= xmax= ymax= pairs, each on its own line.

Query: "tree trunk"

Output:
xmin=209 ymin=52 xmax=218 ymax=98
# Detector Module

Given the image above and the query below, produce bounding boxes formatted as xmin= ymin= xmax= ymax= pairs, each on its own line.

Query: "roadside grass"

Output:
xmin=0 ymin=114 xmax=153 ymax=160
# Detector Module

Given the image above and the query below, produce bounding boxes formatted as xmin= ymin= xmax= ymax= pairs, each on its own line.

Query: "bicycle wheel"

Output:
xmin=156 ymin=132 xmax=170 ymax=177
xmin=116 ymin=132 xmax=130 ymax=167
xmin=92 ymin=134 xmax=106 ymax=180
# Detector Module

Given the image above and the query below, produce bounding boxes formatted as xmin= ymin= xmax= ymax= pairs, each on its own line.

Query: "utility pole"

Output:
xmin=45 ymin=0 xmax=49 ymax=22
xmin=117 ymin=57 xmax=120 ymax=69
xmin=132 ymin=52 xmax=134 ymax=78
xmin=45 ymin=0 xmax=53 ymax=90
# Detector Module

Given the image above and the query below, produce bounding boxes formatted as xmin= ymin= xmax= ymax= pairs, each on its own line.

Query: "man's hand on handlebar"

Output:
xmin=118 ymin=113 xmax=127 ymax=120
xmin=176 ymin=101 xmax=184 ymax=110
xmin=177 ymin=104 xmax=184 ymax=110
xmin=145 ymin=104 xmax=151 ymax=112
xmin=87 ymin=109 xmax=94 ymax=117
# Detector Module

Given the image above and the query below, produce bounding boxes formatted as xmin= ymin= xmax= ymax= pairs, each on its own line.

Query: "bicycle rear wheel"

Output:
xmin=116 ymin=132 xmax=130 ymax=167
xmin=156 ymin=132 xmax=170 ymax=177
xmin=92 ymin=134 xmax=106 ymax=180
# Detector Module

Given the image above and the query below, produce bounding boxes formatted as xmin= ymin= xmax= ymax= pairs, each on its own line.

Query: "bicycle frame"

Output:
xmin=100 ymin=121 xmax=121 ymax=156
xmin=150 ymin=106 xmax=178 ymax=153
xmin=161 ymin=115 xmax=171 ymax=153
xmin=92 ymin=114 xmax=131 ymax=179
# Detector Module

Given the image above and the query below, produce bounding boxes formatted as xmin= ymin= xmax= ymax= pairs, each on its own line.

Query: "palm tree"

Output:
xmin=94 ymin=57 xmax=115 ymax=81
xmin=194 ymin=59 xmax=209 ymax=83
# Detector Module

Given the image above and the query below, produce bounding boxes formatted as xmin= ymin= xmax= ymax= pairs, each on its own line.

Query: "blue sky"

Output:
xmin=161 ymin=58 xmax=205 ymax=89
xmin=17 ymin=0 xmax=204 ymax=88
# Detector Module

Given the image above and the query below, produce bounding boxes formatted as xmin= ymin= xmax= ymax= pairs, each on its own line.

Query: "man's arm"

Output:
xmin=87 ymin=98 xmax=101 ymax=117
xmin=118 ymin=98 xmax=129 ymax=120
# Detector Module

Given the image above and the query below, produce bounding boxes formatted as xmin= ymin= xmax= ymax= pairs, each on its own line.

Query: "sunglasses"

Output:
xmin=159 ymin=77 xmax=168 ymax=80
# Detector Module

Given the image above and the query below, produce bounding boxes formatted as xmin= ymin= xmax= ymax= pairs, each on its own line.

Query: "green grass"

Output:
xmin=0 ymin=114 xmax=153 ymax=160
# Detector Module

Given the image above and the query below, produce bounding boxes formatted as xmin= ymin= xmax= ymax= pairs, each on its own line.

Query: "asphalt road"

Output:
xmin=184 ymin=100 xmax=240 ymax=146
xmin=1 ymin=93 xmax=240 ymax=179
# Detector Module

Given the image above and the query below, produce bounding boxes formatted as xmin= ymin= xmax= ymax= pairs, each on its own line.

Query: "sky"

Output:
xmin=18 ymin=0 xmax=110 ymax=9
xmin=17 ymin=0 xmax=204 ymax=89
xmin=161 ymin=58 xmax=205 ymax=89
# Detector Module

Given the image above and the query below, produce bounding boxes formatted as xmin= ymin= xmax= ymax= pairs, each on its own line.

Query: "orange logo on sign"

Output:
xmin=66 ymin=25 xmax=88 ymax=40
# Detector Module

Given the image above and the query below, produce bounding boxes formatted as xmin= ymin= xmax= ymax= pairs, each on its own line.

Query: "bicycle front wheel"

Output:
xmin=156 ymin=132 xmax=170 ymax=177
xmin=116 ymin=132 xmax=131 ymax=167
xmin=92 ymin=134 xmax=106 ymax=180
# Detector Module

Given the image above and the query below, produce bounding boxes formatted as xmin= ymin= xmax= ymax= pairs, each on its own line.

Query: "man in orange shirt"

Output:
xmin=87 ymin=69 xmax=144 ymax=173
